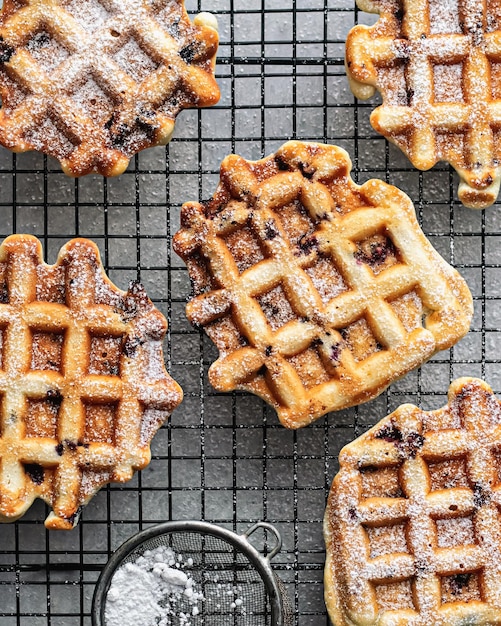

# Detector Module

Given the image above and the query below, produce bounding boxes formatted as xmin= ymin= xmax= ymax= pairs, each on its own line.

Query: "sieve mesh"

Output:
xmin=99 ymin=525 xmax=293 ymax=626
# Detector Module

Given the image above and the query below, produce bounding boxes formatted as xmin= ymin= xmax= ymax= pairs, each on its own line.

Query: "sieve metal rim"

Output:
xmin=91 ymin=520 xmax=287 ymax=626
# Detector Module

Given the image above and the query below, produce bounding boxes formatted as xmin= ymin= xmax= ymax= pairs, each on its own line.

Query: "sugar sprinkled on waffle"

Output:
xmin=346 ymin=0 xmax=501 ymax=208
xmin=173 ymin=141 xmax=473 ymax=428
xmin=0 ymin=235 xmax=183 ymax=529
xmin=324 ymin=377 xmax=501 ymax=625
xmin=0 ymin=0 xmax=220 ymax=176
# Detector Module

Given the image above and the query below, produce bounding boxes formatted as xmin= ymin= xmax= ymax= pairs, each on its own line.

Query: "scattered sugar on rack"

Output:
xmin=105 ymin=545 xmax=204 ymax=626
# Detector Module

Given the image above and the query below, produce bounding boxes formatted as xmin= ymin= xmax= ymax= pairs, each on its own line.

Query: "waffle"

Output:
xmin=172 ymin=140 xmax=473 ymax=429
xmin=324 ymin=377 xmax=501 ymax=626
xmin=0 ymin=0 xmax=220 ymax=177
xmin=345 ymin=0 xmax=501 ymax=209
xmin=0 ymin=235 xmax=183 ymax=529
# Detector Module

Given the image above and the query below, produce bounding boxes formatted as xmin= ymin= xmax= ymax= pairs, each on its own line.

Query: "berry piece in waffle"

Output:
xmin=0 ymin=0 xmax=220 ymax=176
xmin=346 ymin=0 xmax=501 ymax=209
xmin=324 ymin=377 xmax=501 ymax=626
xmin=0 ymin=235 xmax=183 ymax=529
xmin=173 ymin=141 xmax=473 ymax=429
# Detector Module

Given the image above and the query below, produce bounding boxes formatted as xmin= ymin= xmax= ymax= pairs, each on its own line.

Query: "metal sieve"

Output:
xmin=92 ymin=520 xmax=293 ymax=626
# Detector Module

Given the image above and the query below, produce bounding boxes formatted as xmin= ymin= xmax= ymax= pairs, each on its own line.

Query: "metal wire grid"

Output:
xmin=0 ymin=0 xmax=499 ymax=624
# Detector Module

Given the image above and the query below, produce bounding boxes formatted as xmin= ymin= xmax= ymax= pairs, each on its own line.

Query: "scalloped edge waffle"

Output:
xmin=173 ymin=140 xmax=473 ymax=429
xmin=324 ymin=377 xmax=501 ymax=626
xmin=346 ymin=0 xmax=501 ymax=209
xmin=0 ymin=0 xmax=220 ymax=176
xmin=0 ymin=235 xmax=183 ymax=529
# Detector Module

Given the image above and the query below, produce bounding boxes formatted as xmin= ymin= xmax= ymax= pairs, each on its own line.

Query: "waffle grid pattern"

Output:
xmin=174 ymin=142 xmax=472 ymax=428
xmin=346 ymin=0 xmax=501 ymax=208
xmin=0 ymin=235 xmax=182 ymax=530
xmin=0 ymin=1 xmax=498 ymax=625
xmin=0 ymin=0 xmax=219 ymax=176
xmin=326 ymin=379 xmax=501 ymax=625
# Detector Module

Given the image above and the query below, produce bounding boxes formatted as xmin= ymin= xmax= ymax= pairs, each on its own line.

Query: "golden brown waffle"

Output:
xmin=173 ymin=140 xmax=473 ymax=429
xmin=0 ymin=0 xmax=220 ymax=176
xmin=345 ymin=0 xmax=501 ymax=209
xmin=324 ymin=377 xmax=501 ymax=626
xmin=0 ymin=235 xmax=183 ymax=529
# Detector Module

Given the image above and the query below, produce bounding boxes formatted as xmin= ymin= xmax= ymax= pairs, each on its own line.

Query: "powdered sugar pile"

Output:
xmin=105 ymin=546 xmax=204 ymax=626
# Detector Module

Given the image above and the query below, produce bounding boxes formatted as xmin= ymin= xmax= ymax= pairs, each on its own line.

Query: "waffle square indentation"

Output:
xmin=441 ymin=572 xmax=482 ymax=605
xmin=31 ymin=331 xmax=65 ymax=372
xmin=26 ymin=31 xmax=69 ymax=73
xmin=24 ymin=119 xmax=76 ymax=160
xmin=114 ymin=38 xmax=159 ymax=84
xmin=25 ymin=398 xmax=60 ymax=439
xmin=388 ymin=290 xmax=424 ymax=333
xmin=83 ymin=402 xmax=117 ymax=445
xmin=436 ymin=516 xmax=476 ymax=548
xmin=277 ymin=201 xmax=316 ymax=252
xmin=304 ymin=257 xmax=348 ymax=304
xmin=366 ymin=522 xmax=410 ymax=558
xmin=66 ymin=0 xmax=110 ymax=31
xmin=428 ymin=0 xmax=461 ymax=34
xmin=224 ymin=226 xmax=266 ymax=274
xmin=89 ymin=335 xmax=122 ymax=377
xmin=353 ymin=232 xmax=400 ymax=276
xmin=286 ymin=347 xmax=330 ymax=389
xmin=360 ymin=465 xmax=405 ymax=500
xmin=341 ymin=318 xmax=384 ymax=362
xmin=428 ymin=458 xmax=470 ymax=491
xmin=433 ymin=64 xmax=464 ymax=103
xmin=374 ymin=579 xmax=416 ymax=612
xmin=71 ymin=79 xmax=114 ymax=124
xmin=257 ymin=285 xmax=296 ymax=331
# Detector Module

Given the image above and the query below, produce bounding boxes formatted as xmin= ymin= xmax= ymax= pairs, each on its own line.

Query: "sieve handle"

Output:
xmin=242 ymin=522 xmax=282 ymax=561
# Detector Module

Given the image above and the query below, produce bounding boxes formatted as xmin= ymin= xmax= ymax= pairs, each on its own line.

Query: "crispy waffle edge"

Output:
xmin=323 ymin=377 xmax=501 ymax=626
xmin=0 ymin=234 xmax=183 ymax=529
xmin=173 ymin=140 xmax=473 ymax=430
xmin=345 ymin=1 xmax=501 ymax=209
xmin=0 ymin=1 xmax=220 ymax=177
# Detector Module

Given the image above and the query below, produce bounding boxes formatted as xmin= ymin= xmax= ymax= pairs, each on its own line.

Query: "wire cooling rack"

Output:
xmin=1 ymin=1 xmax=500 ymax=625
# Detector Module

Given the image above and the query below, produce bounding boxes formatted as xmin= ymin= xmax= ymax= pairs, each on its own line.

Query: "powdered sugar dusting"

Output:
xmin=325 ymin=378 xmax=501 ymax=625
xmin=26 ymin=32 xmax=69 ymax=72
xmin=105 ymin=546 xmax=204 ymax=626
xmin=174 ymin=141 xmax=472 ymax=428
xmin=66 ymin=0 xmax=109 ymax=31
xmin=209 ymin=575 xmax=247 ymax=617
xmin=71 ymin=78 xmax=114 ymax=123
xmin=0 ymin=1 xmax=220 ymax=175
xmin=144 ymin=341 xmax=168 ymax=382
xmin=433 ymin=63 xmax=464 ymax=103
xmin=436 ymin=516 xmax=475 ymax=548
xmin=0 ymin=235 xmax=182 ymax=529
xmin=428 ymin=0 xmax=461 ymax=35
xmin=113 ymin=39 xmax=159 ymax=84
xmin=347 ymin=0 xmax=501 ymax=207
xmin=140 ymin=408 xmax=169 ymax=446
